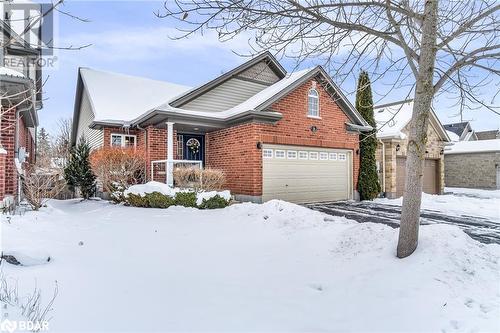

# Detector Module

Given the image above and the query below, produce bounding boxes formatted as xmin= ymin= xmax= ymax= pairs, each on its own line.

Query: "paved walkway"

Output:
xmin=306 ymin=201 xmax=500 ymax=245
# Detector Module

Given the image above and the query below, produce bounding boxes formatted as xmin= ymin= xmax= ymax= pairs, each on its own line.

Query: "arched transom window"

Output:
xmin=308 ymin=88 xmax=319 ymax=117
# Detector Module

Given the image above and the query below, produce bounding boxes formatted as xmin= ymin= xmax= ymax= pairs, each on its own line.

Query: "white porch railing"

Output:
xmin=151 ymin=159 xmax=203 ymax=186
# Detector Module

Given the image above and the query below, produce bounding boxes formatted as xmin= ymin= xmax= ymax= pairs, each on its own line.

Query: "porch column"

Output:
xmin=166 ymin=122 xmax=175 ymax=187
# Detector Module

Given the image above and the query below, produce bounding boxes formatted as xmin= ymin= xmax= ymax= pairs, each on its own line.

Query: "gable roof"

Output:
xmin=170 ymin=51 xmax=287 ymax=107
xmin=374 ymin=100 xmax=450 ymax=141
xmin=134 ymin=66 xmax=371 ymax=130
xmin=444 ymin=122 xmax=469 ymax=137
xmin=75 ymin=68 xmax=191 ymax=123
xmin=445 ymin=139 xmax=500 ymax=154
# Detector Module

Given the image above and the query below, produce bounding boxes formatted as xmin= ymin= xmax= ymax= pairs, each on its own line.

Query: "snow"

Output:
xmin=446 ymin=130 xmax=460 ymax=142
xmin=1 ymin=199 xmax=499 ymax=332
xmin=375 ymin=189 xmax=500 ymax=221
xmin=0 ymin=66 xmax=25 ymax=78
xmin=445 ymin=139 xmax=500 ymax=154
xmin=374 ymin=100 xmax=414 ymax=139
xmin=79 ymin=68 xmax=191 ymax=123
xmin=123 ymin=181 xmax=231 ymax=205
xmin=196 ymin=190 xmax=231 ymax=205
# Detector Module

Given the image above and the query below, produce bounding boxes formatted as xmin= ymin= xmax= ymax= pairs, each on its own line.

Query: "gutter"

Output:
xmin=346 ymin=122 xmax=373 ymax=132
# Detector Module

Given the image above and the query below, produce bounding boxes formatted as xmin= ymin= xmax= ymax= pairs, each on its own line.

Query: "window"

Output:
xmin=263 ymin=149 xmax=273 ymax=159
xmin=309 ymin=152 xmax=319 ymax=160
xmin=329 ymin=153 xmax=337 ymax=160
xmin=320 ymin=152 xmax=328 ymax=160
xmin=177 ymin=134 xmax=184 ymax=160
xmin=287 ymin=151 xmax=297 ymax=159
xmin=298 ymin=151 xmax=308 ymax=160
xmin=275 ymin=150 xmax=286 ymax=159
xmin=308 ymin=88 xmax=319 ymax=117
xmin=338 ymin=153 xmax=347 ymax=161
xmin=111 ymin=134 xmax=136 ymax=148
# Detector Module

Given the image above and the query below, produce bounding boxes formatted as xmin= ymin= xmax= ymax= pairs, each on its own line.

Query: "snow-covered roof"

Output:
xmin=0 ymin=66 xmax=25 ymax=78
xmin=374 ymin=100 xmax=414 ymax=139
xmin=79 ymin=68 xmax=191 ymax=123
xmin=444 ymin=139 xmax=500 ymax=154
xmin=446 ymin=130 xmax=460 ymax=142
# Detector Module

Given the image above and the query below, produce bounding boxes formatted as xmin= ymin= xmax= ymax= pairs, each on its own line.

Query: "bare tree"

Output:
xmin=53 ymin=117 xmax=72 ymax=161
xmin=158 ymin=0 xmax=499 ymax=257
xmin=22 ymin=163 xmax=66 ymax=210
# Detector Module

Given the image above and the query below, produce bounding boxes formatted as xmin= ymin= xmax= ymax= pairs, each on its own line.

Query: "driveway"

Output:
xmin=306 ymin=201 xmax=500 ymax=245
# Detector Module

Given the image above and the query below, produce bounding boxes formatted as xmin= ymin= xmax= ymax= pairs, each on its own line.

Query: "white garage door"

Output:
xmin=262 ymin=144 xmax=353 ymax=203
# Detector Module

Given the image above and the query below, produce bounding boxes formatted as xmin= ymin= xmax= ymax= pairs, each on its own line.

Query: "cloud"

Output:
xmin=59 ymin=25 xmax=253 ymax=63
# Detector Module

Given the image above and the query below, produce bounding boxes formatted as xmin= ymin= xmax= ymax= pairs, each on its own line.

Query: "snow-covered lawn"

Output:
xmin=375 ymin=187 xmax=500 ymax=221
xmin=1 ymin=199 xmax=499 ymax=332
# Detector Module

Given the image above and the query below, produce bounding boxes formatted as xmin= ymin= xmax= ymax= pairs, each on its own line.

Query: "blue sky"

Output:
xmin=39 ymin=0 xmax=499 ymax=135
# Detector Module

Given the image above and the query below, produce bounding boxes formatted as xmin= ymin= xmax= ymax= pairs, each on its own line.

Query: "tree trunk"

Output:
xmin=397 ymin=0 xmax=439 ymax=258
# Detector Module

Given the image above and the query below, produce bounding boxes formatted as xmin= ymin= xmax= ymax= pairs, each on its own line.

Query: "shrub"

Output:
xmin=23 ymin=164 xmax=66 ymax=210
xmin=146 ymin=191 xmax=175 ymax=208
xmin=173 ymin=167 xmax=225 ymax=191
xmin=90 ymin=147 xmax=146 ymax=194
xmin=126 ymin=194 xmax=148 ymax=207
xmin=174 ymin=192 xmax=197 ymax=207
xmin=199 ymin=195 xmax=230 ymax=209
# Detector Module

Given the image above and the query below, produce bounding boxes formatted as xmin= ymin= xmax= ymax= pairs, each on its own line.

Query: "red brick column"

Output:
xmin=145 ymin=126 xmax=167 ymax=182
xmin=0 ymin=147 xmax=6 ymax=202
xmin=1 ymin=106 xmax=17 ymax=198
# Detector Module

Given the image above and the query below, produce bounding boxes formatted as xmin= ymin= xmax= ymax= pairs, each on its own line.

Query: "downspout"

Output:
xmin=378 ymin=139 xmax=386 ymax=195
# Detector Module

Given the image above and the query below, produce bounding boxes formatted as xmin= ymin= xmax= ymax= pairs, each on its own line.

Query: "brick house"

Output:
xmin=71 ymin=53 xmax=372 ymax=203
xmin=374 ymin=100 xmax=451 ymax=198
xmin=0 ymin=7 xmax=42 ymax=206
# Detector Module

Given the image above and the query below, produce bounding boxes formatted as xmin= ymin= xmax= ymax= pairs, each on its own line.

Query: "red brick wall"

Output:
xmin=1 ymin=106 xmax=17 ymax=198
xmin=206 ymin=78 xmax=360 ymax=197
xmin=0 ymin=151 xmax=6 ymax=201
xmin=206 ymin=123 xmax=262 ymax=196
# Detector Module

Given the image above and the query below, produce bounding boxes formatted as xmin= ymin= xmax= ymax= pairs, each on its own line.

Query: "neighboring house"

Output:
xmin=0 ymin=5 xmax=42 ymax=206
xmin=374 ymin=100 xmax=451 ymax=198
xmin=70 ymin=52 xmax=372 ymax=203
xmin=443 ymin=122 xmax=478 ymax=142
xmin=444 ymin=140 xmax=500 ymax=189
xmin=476 ymin=130 xmax=500 ymax=141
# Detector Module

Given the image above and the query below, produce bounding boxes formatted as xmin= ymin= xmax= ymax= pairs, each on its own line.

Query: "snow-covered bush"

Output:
xmin=123 ymin=182 xmax=231 ymax=209
xmin=90 ymin=147 xmax=146 ymax=195
xmin=173 ymin=167 xmax=225 ymax=191
xmin=198 ymin=194 xmax=230 ymax=209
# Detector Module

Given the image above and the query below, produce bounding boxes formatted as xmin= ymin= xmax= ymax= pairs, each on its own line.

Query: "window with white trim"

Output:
xmin=320 ymin=152 xmax=328 ymax=160
xmin=111 ymin=134 xmax=136 ymax=148
xmin=308 ymin=88 xmax=319 ymax=117
xmin=329 ymin=153 xmax=338 ymax=160
xmin=287 ymin=150 xmax=297 ymax=159
xmin=275 ymin=150 xmax=286 ymax=159
xmin=338 ymin=153 xmax=347 ymax=161
xmin=298 ymin=151 xmax=308 ymax=160
xmin=309 ymin=151 xmax=319 ymax=160
xmin=263 ymin=149 xmax=273 ymax=159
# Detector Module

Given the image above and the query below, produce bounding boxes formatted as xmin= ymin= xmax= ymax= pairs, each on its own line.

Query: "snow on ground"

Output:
xmin=375 ymin=188 xmax=500 ymax=221
xmin=1 ymin=199 xmax=499 ymax=332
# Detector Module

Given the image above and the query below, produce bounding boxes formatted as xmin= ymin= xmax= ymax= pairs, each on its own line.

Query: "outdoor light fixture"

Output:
xmin=310 ymin=126 xmax=318 ymax=133
xmin=396 ymin=144 xmax=401 ymax=151
xmin=256 ymin=142 xmax=263 ymax=149
xmin=356 ymin=149 xmax=360 ymax=155
xmin=440 ymin=148 xmax=444 ymax=155
xmin=425 ymin=150 xmax=429 ymax=154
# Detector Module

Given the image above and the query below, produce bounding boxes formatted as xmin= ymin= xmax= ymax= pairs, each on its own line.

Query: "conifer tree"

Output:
xmin=356 ymin=71 xmax=381 ymax=200
xmin=36 ymin=128 xmax=52 ymax=166
xmin=64 ymin=138 xmax=96 ymax=199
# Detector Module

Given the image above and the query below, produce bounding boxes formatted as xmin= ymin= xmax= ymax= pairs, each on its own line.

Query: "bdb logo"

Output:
xmin=0 ymin=319 xmax=49 ymax=332
xmin=2 ymin=2 xmax=55 ymax=56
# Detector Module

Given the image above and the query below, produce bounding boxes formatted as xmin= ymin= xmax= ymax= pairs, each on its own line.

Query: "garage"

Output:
xmin=396 ymin=157 xmax=439 ymax=197
xmin=262 ymin=144 xmax=353 ymax=203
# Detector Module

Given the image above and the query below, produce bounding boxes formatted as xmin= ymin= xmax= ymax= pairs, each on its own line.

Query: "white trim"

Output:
xmin=308 ymin=88 xmax=319 ymax=117
xmin=110 ymin=133 xmax=137 ymax=147
xmin=287 ymin=150 xmax=297 ymax=159
xmin=166 ymin=122 xmax=175 ymax=187
xmin=275 ymin=150 xmax=286 ymax=159
xmin=263 ymin=149 xmax=273 ymax=159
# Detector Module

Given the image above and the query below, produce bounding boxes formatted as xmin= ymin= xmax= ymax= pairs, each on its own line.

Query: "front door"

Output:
xmin=180 ymin=134 xmax=204 ymax=163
